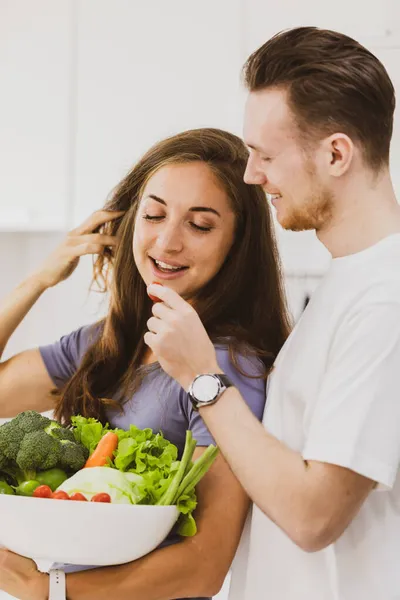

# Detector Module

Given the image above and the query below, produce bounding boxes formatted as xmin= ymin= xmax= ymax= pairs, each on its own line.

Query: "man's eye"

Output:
xmin=261 ymin=156 xmax=271 ymax=163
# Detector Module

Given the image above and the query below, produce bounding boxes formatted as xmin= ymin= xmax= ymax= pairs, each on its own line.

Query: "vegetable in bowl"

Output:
xmin=63 ymin=417 xmax=219 ymax=536
xmin=0 ymin=411 xmax=89 ymax=493
xmin=0 ymin=411 xmax=219 ymax=537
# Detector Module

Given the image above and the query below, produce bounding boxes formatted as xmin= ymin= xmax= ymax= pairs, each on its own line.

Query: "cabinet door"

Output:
xmin=0 ymin=0 xmax=73 ymax=231
xmin=72 ymin=0 xmax=243 ymax=224
xmin=244 ymin=0 xmax=400 ymax=55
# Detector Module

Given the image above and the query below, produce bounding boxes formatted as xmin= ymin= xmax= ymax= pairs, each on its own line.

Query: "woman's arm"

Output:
xmin=0 ymin=210 xmax=122 ymax=417
xmin=0 ymin=448 xmax=249 ymax=600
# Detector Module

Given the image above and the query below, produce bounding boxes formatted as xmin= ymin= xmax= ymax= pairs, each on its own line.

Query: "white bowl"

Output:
xmin=0 ymin=494 xmax=179 ymax=566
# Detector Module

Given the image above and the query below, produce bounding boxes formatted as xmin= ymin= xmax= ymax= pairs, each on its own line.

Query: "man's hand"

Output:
xmin=144 ymin=284 xmax=220 ymax=390
xmin=0 ymin=548 xmax=48 ymax=600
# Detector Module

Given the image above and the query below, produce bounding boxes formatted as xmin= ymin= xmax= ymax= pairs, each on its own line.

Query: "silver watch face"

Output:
xmin=191 ymin=374 xmax=220 ymax=403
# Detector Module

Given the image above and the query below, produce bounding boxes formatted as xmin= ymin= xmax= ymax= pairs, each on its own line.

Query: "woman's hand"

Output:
xmin=144 ymin=284 xmax=220 ymax=390
xmin=33 ymin=210 xmax=124 ymax=288
xmin=0 ymin=548 xmax=48 ymax=600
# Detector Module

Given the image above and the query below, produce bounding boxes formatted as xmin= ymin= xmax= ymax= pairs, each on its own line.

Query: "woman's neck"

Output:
xmin=141 ymin=347 xmax=157 ymax=365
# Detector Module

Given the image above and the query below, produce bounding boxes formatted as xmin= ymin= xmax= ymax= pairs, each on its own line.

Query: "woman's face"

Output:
xmin=133 ymin=161 xmax=236 ymax=300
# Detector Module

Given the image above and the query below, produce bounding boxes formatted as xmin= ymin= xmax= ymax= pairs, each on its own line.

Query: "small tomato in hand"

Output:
xmin=33 ymin=485 xmax=52 ymax=499
xmin=70 ymin=493 xmax=87 ymax=501
xmin=51 ymin=490 xmax=70 ymax=500
xmin=91 ymin=493 xmax=111 ymax=503
xmin=148 ymin=282 xmax=163 ymax=303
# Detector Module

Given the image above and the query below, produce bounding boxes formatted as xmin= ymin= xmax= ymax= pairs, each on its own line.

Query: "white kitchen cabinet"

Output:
xmin=0 ymin=0 xmax=73 ymax=231
xmin=72 ymin=0 xmax=244 ymax=224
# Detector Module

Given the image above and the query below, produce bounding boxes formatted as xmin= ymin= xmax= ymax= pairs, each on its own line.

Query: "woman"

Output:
xmin=0 ymin=128 xmax=290 ymax=600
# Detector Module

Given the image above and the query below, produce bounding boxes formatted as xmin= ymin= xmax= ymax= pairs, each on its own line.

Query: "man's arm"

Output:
xmin=144 ymin=284 xmax=400 ymax=553
xmin=65 ymin=448 xmax=249 ymax=600
xmin=197 ymin=388 xmax=375 ymax=552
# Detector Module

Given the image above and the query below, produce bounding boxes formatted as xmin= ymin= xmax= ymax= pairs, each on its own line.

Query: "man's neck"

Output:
xmin=317 ymin=170 xmax=400 ymax=258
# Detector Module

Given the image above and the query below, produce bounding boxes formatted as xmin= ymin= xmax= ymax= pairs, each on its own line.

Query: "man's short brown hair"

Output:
xmin=243 ymin=27 xmax=396 ymax=171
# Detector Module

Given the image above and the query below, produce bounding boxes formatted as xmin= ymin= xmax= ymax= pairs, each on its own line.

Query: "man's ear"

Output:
xmin=322 ymin=133 xmax=354 ymax=177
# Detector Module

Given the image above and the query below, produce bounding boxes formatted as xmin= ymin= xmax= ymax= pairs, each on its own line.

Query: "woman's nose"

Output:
xmin=154 ymin=223 xmax=184 ymax=253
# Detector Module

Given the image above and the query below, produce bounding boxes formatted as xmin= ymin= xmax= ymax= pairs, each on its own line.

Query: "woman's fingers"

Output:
xmin=151 ymin=300 xmax=173 ymax=318
xmin=66 ymin=233 xmax=118 ymax=248
xmin=71 ymin=243 xmax=114 ymax=257
xmin=147 ymin=283 xmax=193 ymax=312
xmin=147 ymin=316 xmax=163 ymax=334
xmin=71 ymin=210 xmax=125 ymax=236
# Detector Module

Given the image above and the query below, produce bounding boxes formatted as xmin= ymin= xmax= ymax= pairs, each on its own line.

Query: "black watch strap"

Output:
xmin=217 ymin=374 xmax=233 ymax=389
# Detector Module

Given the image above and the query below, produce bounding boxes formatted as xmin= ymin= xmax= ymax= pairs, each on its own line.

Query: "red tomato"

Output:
xmin=148 ymin=282 xmax=163 ymax=303
xmin=51 ymin=490 xmax=70 ymax=500
xmin=70 ymin=493 xmax=87 ymax=501
xmin=91 ymin=492 xmax=111 ymax=503
xmin=33 ymin=485 xmax=52 ymax=499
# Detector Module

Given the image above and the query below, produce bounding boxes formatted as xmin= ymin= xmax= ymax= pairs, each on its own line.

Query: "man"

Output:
xmin=144 ymin=27 xmax=400 ymax=599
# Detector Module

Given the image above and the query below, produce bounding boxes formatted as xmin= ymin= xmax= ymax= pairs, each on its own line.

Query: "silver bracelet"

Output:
xmin=49 ymin=569 xmax=66 ymax=600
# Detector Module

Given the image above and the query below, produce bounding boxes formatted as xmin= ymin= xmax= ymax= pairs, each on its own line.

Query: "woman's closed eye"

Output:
xmin=142 ymin=214 xmax=214 ymax=233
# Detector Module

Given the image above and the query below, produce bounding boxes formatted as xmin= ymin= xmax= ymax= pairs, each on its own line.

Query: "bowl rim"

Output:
xmin=0 ymin=494 xmax=179 ymax=511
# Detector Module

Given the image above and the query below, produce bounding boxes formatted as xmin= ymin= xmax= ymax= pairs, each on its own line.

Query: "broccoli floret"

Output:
xmin=0 ymin=446 xmax=10 ymax=471
xmin=58 ymin=440 xmax=87 ymax=472
xmin=45 ymin=421 xmax=76 ymax=443
xmin=16 ymin=430 xmax=61 ymax=473
xmin=13 ymin=411 xmax=52 ymax=433
xmin=0 ymin=412 xmax=88 ymax=484
xmin=0 ymin=421 xmax=25 ymax=460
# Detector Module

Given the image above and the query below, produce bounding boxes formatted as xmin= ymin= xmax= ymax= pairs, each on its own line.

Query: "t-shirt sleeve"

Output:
xmin=185 ymin=346 xmax=267 ymax=447
xmin=39 ymin=324 xmax=100 ymax=388
xmin=302 ymin=302 xmax=400 ymax=489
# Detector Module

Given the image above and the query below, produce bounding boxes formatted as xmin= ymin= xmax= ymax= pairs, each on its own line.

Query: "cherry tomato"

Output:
xmin=51 ymin=490 xmax=70 ymax=500
xmin=33 ymin=485 xmax=52 ymax=499
xmin=91 ymin=492 xmax=111 ymax=503
xmin=70 ymin=492 xmax=87 ymax=501
xmin=148 ymin=282 xmax=163 ymax=303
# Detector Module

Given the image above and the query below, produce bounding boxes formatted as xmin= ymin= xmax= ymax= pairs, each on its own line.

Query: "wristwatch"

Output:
xmin=188 ymin=373 xmax=233 ymax=410
xmin=49 ymin=569 xmax=66 ymax=600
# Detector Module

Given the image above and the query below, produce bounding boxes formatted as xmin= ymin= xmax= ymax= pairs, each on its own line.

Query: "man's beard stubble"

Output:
xmin=280 ymin=157 xmax=334 ymax=232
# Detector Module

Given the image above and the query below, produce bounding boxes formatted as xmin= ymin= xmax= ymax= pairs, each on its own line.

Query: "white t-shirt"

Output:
xmin=229 ymin=234 xmax=400 ymax=600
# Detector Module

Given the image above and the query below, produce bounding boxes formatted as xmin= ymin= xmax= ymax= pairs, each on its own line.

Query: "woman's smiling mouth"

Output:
xmin=149 ymin=256 xmax=189 ymax=279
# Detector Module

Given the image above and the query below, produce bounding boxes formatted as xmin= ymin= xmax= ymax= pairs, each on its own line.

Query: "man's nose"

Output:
xmin=155 ymin=223 xmax=184 ymax=253
xmin=244 ymin=156 xmax=267 ymax=186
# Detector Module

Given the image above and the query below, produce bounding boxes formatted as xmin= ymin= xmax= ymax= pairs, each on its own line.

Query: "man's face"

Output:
xmin=243 ymin=88 xmax=333 ymax=232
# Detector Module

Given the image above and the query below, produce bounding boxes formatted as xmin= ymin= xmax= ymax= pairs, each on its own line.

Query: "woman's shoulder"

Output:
xmin=39 ymin=321 xmax=103 ymax=376
xmin=212 ymin=342 xmax=267 ymax=419
xmin=214 ymin=342 xmax=266 ymax=379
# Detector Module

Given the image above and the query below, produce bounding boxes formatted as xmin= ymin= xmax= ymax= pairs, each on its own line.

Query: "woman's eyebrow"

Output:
xmin=146 ymin=194 xmax=221 ymax=218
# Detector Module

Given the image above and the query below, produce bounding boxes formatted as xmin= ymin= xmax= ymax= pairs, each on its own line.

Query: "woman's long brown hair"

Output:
xmin=55 ymin=128 xmax=291 ymax=425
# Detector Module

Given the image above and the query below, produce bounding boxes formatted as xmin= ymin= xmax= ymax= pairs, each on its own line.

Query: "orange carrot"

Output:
xmin=84 ymin=432 xmax=119 ymax=468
